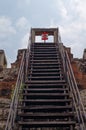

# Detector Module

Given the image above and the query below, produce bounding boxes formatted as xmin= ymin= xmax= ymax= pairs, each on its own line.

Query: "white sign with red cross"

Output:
xmin=41 ymin=32 xmax=48 ymax=41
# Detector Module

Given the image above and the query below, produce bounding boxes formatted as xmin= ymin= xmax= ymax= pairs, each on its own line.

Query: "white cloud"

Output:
xmin=75 ymin=0 xmax=86 ymax=20
xmin=49 ymin=19 xmax=57 ymax=28
xmin=58 ymin=1 xmax=68 ymax=19
xmin=59 ymin=21 xmax=86 ymax=41
xmin=50 ymin=0 xmax=86 ymax=58
xmin=58 ymin=23 xmax=86 ymax=58
xmin=53 ymin=0 xmax=69 ymax=20
xmin=17 ymin=0 xmax=30 ymax=8
xmin=25 ymin=0 xmax=30 ymax=5
xmin=16 ymin=17 xmax=29 ymax=30
xmin=0 ymin=16 xmax=16 ymax=39
xmin=0 ymin=0 xmax=86 ymax=66
xmin=53 ymin=0 xmax=86 ymax=22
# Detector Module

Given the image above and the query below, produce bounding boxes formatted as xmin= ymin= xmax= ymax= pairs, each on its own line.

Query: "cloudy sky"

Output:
xmin=0 ymin=0 xmax=86 ymax=67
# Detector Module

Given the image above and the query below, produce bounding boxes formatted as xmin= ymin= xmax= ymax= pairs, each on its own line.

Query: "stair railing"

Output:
xmin=25 ymin=35 xmax=31 ymax=81
xmin=5 ymin=35 xmax=31 ymax=130
xmin=58 ymin=42 xmax=86 ymax=130
xmin=5 ymin=51 xmax=25 ymax=130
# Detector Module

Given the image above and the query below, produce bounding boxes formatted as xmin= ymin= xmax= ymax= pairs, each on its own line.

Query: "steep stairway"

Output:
xmin=18 ymin=43 xmax=76 ymax=130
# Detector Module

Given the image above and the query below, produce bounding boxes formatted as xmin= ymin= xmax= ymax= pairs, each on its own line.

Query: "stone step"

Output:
xmin=28 ymin=76 xmax=63 ymax=80
xmin=31 ymin=46 xmax=57 ymax=49
xmin=22 ymin=93 xmax=69 ymax=99
xmin=33 ymin=45 xmax=56 ymax=47
xmin=32 ymin=45 xmax=56 ymax=48
xmin=31 ymin=46 xmax=58 ymax=49
xmin=28 ymin=72 xmax=63 ymax=77
xmin=30 ymin=68 xmax=62 ymax=73
xmin=33 ymin=42 xmax=55 ymax=45
xmin=22 ymin=88 xmax=68 ymax=93
xmin=25 ymin=80 xmax=66 ymax=84
xmin=21 ymin=99 xmax=72 ymax=105
xmin=31 ymin=42 xmax=56 ymax=46
xmin=29 ymin=65 xmax=62 ymax=68
xmin=30 ymin=62 xmax=61 ymax=66
xmin=19 ymin=105 xmax=72 ymax=112
xmin=18 ymin=112 xmax=74 ymax=120
xmin=30 ymin=57 xmax=60 ymax=60
xmin=30 ymin=54 xmax=59 ymax=57
xmin=31 ymin=48 xmax=57 ymax=51
xmin=18 ymin=121 xmax=75 ymax=128
xmin=31 ymin=51 xmax=58 ymax=54
xmin=25 ymin=82 xmax=67 ymax=89
xmin=30 ymin=59 xmax=60 ymax=63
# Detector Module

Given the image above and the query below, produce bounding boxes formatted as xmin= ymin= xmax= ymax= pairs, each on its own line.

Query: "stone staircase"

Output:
xmin=17 ymin=42 xmax=76 ymax=130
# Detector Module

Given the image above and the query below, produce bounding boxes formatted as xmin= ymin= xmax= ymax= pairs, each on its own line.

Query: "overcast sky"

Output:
xmin=0 ymin=0 xmax=86 ymax=67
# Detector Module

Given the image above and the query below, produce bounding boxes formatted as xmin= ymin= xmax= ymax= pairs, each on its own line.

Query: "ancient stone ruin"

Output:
xmin=0 ymin=49 xmax=26 ymax=129
xmin=0 ymin=46 xmax=86 ymax=129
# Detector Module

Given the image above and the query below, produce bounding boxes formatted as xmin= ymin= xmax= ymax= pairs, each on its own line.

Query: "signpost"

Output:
xmin=41 ymin=32 xmax=48 ymax=43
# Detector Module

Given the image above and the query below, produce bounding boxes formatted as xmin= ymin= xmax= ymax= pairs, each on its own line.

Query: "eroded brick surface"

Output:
xmin=0 ymin=49 xmax=25 ymax=130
